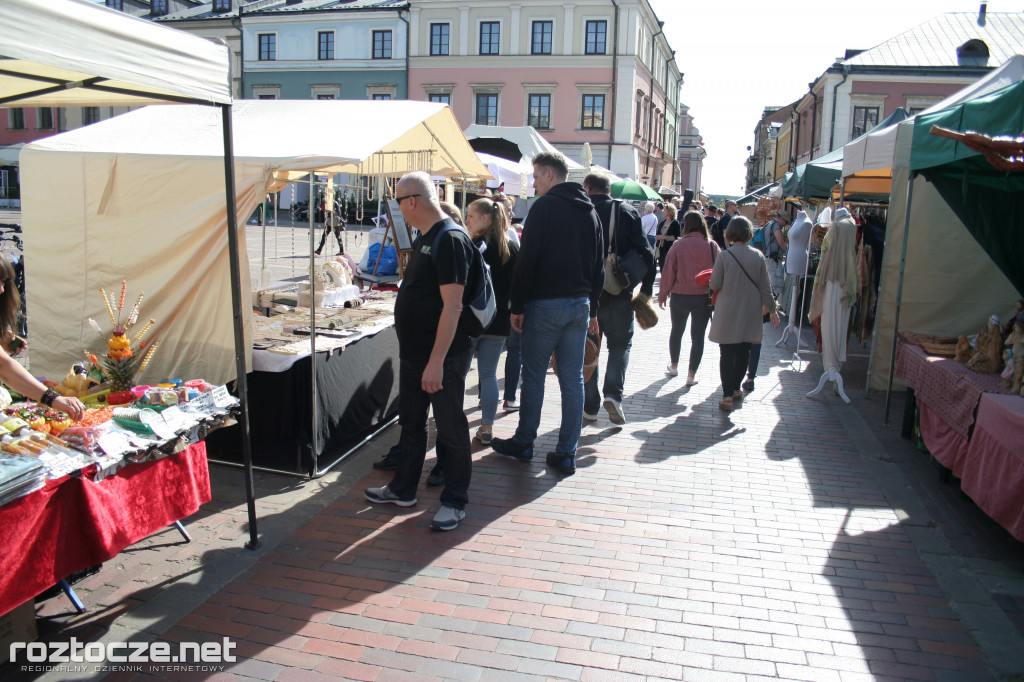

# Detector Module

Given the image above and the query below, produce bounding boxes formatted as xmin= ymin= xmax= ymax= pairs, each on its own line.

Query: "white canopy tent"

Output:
xmin=478 ymin=151 xmax=534 ymax=197
xmin=0 ymin=0 xmax=263 ymax=544
xmin=463 ymin=124 xmax=584 ymax=169
xmin=864 ymin=57 xmax=1024 ymax=396
xmin=22 ymin=100 xmax=489 ymax=385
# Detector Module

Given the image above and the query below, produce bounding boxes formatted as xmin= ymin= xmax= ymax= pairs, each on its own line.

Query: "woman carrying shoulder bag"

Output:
xmin=658 ymin=210 xmax=719 ymax=386
xmin=708 ymin=216 xmax=780 ymax=412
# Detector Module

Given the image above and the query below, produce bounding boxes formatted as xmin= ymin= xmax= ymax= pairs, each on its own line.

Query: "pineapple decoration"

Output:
xmin=88 ymin=281 xmax=160 ymax=392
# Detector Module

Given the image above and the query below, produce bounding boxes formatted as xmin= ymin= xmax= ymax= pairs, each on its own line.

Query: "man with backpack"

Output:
xmin=492 ymin=151 xmax=603 ymax=477
xmin=581 ymin=172 xmax=654 ymax=426
xmin=363 ymin=171 xmax=479 ymax=531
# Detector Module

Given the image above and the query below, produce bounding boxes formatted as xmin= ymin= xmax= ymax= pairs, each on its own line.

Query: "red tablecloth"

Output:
xmin=896 ymin=341 xmax=1013 ymax=438
xmin=0 ymin=442 xmax=211 ymax=617
xmin=962 ymin=394 xmax=1024 ymax=541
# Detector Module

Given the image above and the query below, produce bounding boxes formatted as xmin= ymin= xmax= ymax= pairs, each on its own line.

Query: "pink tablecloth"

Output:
xmin=918 ymin=401 xmax=971 ymax=477
xmin=896 ymin=341 xmax=1013 ymax=438
xmin=962 ymin=393 xmax=1024 ymax=542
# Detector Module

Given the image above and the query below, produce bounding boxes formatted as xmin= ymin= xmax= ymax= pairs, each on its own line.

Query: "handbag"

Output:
xmin=704 ymin=242 xmax=717 ymax=316
xmin=725 ymin=248 xmax=781 ymax=323
xmin=602 ymin=201 xmax=628 ymax=295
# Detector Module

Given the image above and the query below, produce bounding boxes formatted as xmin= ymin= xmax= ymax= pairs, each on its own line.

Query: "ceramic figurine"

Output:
xmin=1007 ymin=321 xmax=1024 ymax=393
xmin=966 ymin=315 xmax=1005 ymax=373
xmin=955 ymin=335 xmax=971 ymax=362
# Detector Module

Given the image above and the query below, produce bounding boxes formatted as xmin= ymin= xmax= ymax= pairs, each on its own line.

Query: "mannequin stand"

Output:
xmin=806 ymin=366 xmax=850 ymax=403
xmin=776 ymin=286 xmax=801 ymax=347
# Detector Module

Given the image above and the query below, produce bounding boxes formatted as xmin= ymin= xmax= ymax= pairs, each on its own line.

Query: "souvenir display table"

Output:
xmin=895 ymin=340 xmax=1024 ymax=540
xmin=208 ymin=292 xmax=400 ymax=475
xmin=0 ymin=442 xmax=211 ymax=617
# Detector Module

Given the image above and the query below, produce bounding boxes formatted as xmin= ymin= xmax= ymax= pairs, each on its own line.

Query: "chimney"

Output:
xmin=978 ymin=2 xmax=987 ymax=26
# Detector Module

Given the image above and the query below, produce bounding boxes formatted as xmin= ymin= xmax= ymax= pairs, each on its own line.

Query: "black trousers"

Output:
xmin=719 ymin=342 xmax=752 ymax=397
xmin=668 ymin=293 xmax=711 ymax=373
xmin=390 ymin=352 xmax=473 ymax=509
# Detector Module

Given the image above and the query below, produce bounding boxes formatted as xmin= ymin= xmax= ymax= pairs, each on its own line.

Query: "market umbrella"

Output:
xmin=611 ymin=179 xmax=661 ymax=201
xmin=657 ymin=186 xmax=679 ymax=197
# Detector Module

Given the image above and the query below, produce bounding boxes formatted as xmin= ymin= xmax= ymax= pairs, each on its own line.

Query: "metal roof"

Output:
xmin=253 ymin=0 xmax=406 ymax=14
xmin=844 ymin=12 xmax=1024 ymax=69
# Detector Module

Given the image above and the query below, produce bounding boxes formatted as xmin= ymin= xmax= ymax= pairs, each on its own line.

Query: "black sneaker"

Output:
xmin=372 ymin=454 xmax=399 ymax=470
xmin=545 ymin=452 xmax=576 ymax=476
xmin=426 ymin=466 xmax=444 ymax=487
xmin=742 ymin=379 xmax=755 ymax=393
xmin=491 ymin=437 xmax=534 ymax=462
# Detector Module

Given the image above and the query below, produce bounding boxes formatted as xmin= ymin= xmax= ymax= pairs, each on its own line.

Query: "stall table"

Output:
xmin=895 ymin=341 xmax=1014 ymax=476
xmin=962 ymin=393 xmax=1024 ymax=541
xmin=0 ymin=442 xmax=211 ymax=617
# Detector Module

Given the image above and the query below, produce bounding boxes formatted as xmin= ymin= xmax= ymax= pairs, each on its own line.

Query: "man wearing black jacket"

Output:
xmin=582 ymin=173 xmax=655 ymax=425
xmin=492 ymin=151 xmax=603 ymax=477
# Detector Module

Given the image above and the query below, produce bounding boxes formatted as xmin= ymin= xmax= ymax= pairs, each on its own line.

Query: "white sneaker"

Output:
xmin=582 ymin=410 xmax=599 ymax=422
xmin=474 ymin=427 xmax=492 ymax=444
xmin=431 ymin=505 xmax=465 ymax=531
xmin=665 ymin=364 xmax=679 ymax=376
xmin=603 ymin=398 xmax=626 ymax=425
xmin=503 ymin=399 xmax=520 ymax=411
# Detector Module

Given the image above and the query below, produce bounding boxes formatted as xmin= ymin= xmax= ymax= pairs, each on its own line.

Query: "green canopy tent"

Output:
xmin=882 ymin=79 xmax=1024 ymax=421
xmin=782 ymin=108 xmax=909 ymax=201
xmin=910 ymin=80 xmax=1024 ymax=296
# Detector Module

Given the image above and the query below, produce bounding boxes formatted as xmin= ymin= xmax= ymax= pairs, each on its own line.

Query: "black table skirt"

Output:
xmin=208 ymin=326 xmax=400 ymax=475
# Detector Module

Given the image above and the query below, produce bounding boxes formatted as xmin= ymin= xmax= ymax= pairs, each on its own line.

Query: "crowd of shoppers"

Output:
xmin=365 ymin=155 xmax=784 ymax=531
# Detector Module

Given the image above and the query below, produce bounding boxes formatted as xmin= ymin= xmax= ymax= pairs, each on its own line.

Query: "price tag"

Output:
xmin=147 ymin=413 xmax=178 ymax=441
xmin=160 ymin=406 xmax=197 ymax=432
xmin=190 ymin=392 xmax=217 ymax=413
xmin=97 ymin=430 xmax=133 ymax=458
xmin=209 ymin=385 xmax=238 ymax=409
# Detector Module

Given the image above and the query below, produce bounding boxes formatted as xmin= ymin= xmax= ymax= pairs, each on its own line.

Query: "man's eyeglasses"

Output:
xmin=395 ymin=194 xmax=420 ymax=204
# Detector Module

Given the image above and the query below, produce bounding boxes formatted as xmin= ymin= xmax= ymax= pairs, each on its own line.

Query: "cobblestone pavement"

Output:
xmin=4 ymin=208 xmax=1024 ymax=681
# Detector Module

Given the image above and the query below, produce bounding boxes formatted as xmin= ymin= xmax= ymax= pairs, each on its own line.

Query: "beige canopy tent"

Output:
xmin=22 ymin=100 xmax=488 ymax=386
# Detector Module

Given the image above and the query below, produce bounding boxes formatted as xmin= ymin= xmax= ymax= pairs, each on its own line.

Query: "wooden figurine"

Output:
xmin=955 ymin=335 xmax=971 ymax=362
xmin=966 ymin=315 xmax=1005 ymax=374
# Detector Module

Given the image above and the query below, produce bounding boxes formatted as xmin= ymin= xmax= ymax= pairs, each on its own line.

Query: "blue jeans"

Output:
xmin=584 ymin=294 xmax=633 ymax=414
xmin=515 ymin=297 xmax=590 ymax=455
xmin=503 ymin=330 xmax=521 ymax=402
xmin=474 ymin=334 xmax=506 ymax=425
xmin=390 ymin=352 xmax=473 ymax=509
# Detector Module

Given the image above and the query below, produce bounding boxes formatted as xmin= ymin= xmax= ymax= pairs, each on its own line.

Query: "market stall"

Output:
xmin=20 ymin=100 xmax=489 ymax=476
xmin=0 ymin=0 xmax=262 ymax=558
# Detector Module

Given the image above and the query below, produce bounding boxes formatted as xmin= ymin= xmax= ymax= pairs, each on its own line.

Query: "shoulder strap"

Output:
xmin=725 ymin=248 xmax=760 ymax=293
xmin=606 ymin=199 xmax=619 ymax=256
xmin=429 ymin=221 xmax=466 ymax=259
xmin=709 ymin=240 xmax=717 ymax=264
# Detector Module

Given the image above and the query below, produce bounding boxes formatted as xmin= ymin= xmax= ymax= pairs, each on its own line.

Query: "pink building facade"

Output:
xmin=407 ymin=0 xmax=683 ymax=190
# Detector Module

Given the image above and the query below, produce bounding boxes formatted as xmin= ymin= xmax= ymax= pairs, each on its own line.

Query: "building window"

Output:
xmin=252 ymin=85 xmax=279 ymax=100
xmin=531 ymin=21 xmax=553 ymax=55
xmin=585 ymin=20 xmax=607 ymax=55
xmin=258 ymin=34 xmax=276 ymax=61
xmin=8 ymin=109 xmax=25 ymax=130
xmin=429 ymin=93 xmax=451 ymax=106
xmin=316 ymin=94 xmax=335 ymax=100
xmin=372 ymin=94 xmax=391 ymax=100
xmin=480 ymin=22 xmax=500 ymax=55
xmin=582 ymin=95 xmax=605 ymax=129
xmin=37 ymin=108 xmax=54 ymax=130
xmin=476 ymin=94 xmax=498 ymax=125
xmin=635 ymin=98 xmax=643 ymax=135
xmin=106 ymin=0 xmax=123 ymax=10
xmin=430 ymin=23 xmax=450 ymax=56
xmin=372 ymin=30 xmax=393 ymax=59
xmin=528 ymin=94 xmax=551 ymax=129
xmin=83 ymin=107 xmax=100 ymax=125
xmin=212 ymin=0 xmax=231 ymax=12
xmin=258 ymin=94 xmax=277 ymax=100
xmin=318 ymin=32 xmax=334 ymax=60
xmin=152 ymin=0 xmax=168 ymax=15
xmin=852 ymin=106 xmax=879 ymax=137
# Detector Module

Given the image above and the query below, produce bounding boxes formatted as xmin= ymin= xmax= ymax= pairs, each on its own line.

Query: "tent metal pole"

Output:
xmin=309 ymin=172 xmax=319 ymax=474
xmin=219 ymin=104 xmax=260 ymax=551
xmin=883 ymin=173 xmax=915 ymax=426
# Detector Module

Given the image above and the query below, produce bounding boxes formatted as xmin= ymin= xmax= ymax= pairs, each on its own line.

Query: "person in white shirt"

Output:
xmin=641 ymin=202 xmax=658 ymax=248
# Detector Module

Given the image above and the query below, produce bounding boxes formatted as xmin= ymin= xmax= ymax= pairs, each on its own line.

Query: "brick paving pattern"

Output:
xmin=4 ymin=211 xmax=1022 ymax=681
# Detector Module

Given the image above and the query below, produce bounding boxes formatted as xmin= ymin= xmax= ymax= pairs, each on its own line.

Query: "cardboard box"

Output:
xmin=0 ymin=600 xmax=38 ymax=664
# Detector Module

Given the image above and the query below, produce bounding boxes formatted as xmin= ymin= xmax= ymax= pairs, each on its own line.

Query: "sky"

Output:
xmin=648 ymin=0 xmax=1010 ymax=195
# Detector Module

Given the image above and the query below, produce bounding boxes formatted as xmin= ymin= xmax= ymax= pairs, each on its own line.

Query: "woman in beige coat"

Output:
xmin=708 ymin=216 xmax=780 ymax=411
